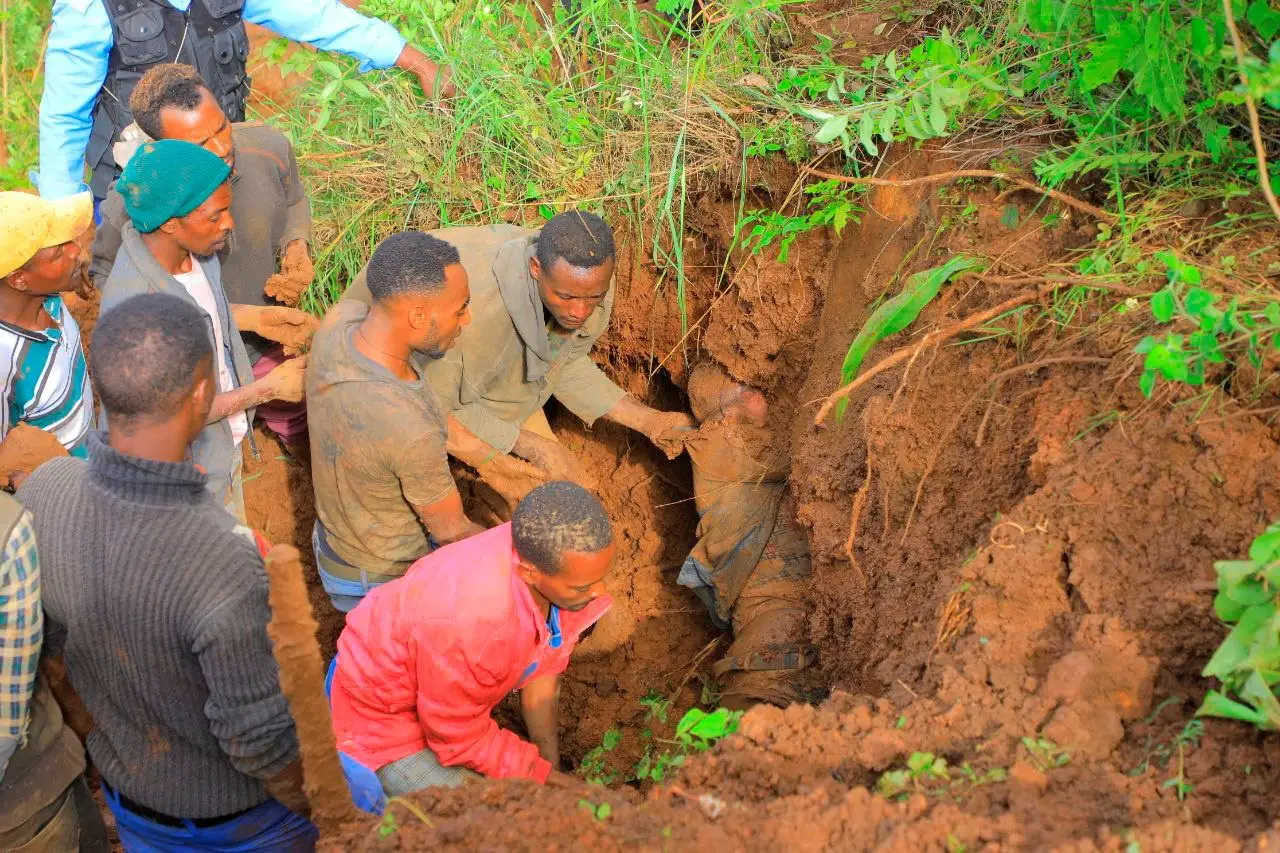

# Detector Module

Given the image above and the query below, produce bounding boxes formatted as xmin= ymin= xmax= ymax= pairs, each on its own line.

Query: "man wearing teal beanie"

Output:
xmin=101 ymin=139 xmax=310 ymax=521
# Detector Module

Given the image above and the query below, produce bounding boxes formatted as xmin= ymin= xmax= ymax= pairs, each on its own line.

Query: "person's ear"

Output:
xmin=190 ymin=370 xmax=215 ymax=428
xmin=159 ymin=218 xmax=180 ymax=237
xmin=5 ymin=271 xmax=29 ymax=293
xmin=407 ymin=303 xmax=427 ymax=330
xmin=528 ymin=255 xmax=542 ymax=282
xmin=515 ymin=558 xmax=542 ymax=586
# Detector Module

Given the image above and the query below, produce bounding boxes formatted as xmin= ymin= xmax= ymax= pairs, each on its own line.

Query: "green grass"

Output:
xmin=0 ymin=1 xmax=49 ymax=188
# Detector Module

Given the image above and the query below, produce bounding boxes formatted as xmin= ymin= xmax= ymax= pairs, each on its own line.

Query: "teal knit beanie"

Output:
xmin=117 ymin=139 xmax=232 ymax=234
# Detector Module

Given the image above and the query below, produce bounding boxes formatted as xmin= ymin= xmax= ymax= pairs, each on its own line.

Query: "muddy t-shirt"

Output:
xmin=307 ymin=300 xmax=455 ymax=575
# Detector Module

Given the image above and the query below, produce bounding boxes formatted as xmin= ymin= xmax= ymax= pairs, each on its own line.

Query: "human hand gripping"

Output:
xmin=264 ymin=241 xmax=314 ymax=307
xmin=234 ymin=305 xmax=320 ymax=356
xmin=645 ymin=410 xmax=696 ymax=459
xmin=262 ymin=355 xmax=309 ymax=404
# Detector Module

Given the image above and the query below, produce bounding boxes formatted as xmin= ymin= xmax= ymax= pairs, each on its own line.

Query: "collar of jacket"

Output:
xmin=493 ymin=239 xmax=611 ymax=384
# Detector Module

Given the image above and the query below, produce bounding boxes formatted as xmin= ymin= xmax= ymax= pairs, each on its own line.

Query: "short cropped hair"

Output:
xmin=92 ymin=293 xmax=213 ymax=421
xmin=130 ymin=63 xmax=210 ymax=140
xmin=366 ymin=231 xmax=461 ymax=302
xmin=512 ymin=481 xmax=613 ymax=574
xmin=535 ymin=211 xmax=615 ymax=271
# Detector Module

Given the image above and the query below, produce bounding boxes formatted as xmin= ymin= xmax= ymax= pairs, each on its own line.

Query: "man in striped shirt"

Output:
xmin=0 ymin=192 xmax=94 ymax=487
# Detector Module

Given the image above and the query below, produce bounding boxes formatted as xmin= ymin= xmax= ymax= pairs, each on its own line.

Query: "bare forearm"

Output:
xmin=521 ymin=676 xmax=560 ymax=767
xmin=206 ymin=382 xmax=272 ymax=425
xmin=413 ymin=490 xmax=484 ymax=546
xmin=446 ymin=415 xmax=498 ymax=468
xmin=602 ymin=395 xmax=658 ymax=432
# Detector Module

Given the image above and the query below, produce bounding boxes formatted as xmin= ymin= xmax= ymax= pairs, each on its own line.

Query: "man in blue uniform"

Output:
xmin=37 ymin=0 xmax=454 ymax=204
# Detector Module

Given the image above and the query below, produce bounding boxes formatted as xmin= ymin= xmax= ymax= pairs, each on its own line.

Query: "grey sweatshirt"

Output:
xmin=16 ymin=432 xmax=299 ymax=819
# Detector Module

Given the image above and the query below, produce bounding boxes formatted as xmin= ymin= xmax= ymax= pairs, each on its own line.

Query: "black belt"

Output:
xmin=106 ymin=783 xmax=256 ymax=829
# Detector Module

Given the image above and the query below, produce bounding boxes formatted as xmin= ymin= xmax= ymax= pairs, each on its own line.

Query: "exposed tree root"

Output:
xmin=814 ymin=290 xmax=1040 ymax=425
xmin=799 ymin=166 xmax=1115 ymax=222
xmin=844 ymin=447 xmax=873 ymax=586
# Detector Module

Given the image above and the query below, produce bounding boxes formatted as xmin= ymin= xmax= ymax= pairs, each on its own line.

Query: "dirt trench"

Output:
xmin=310 ymin=139 xmax=1280 ymax=848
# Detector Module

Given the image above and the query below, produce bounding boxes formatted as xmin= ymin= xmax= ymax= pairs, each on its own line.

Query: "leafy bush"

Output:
xmin=1135 ymin=253 xmax=1280 ymax=397
xmin=1197 ymin=521 xmax=1280 ymax=730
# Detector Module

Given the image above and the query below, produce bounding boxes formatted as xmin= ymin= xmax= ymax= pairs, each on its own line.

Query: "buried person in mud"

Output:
xmin=93 ymin=62 xmax=316 ymax=453
xmin=100 ymin=140 xmax=314 ymax=522
xmin=17 ymin=293 xmax=315 ymax=851
xmin=328 ymin=481 xmax=613 ymax=803
xmin=0 ymin=191 xmax=96 ymax=491
xmin=679 ymin=361 xmax=816 ymax=707
xmin=342 ymin=210 xmax=693 ymax=489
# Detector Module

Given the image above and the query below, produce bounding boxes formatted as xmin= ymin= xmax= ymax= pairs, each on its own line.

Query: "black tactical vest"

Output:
xmin=87 ymin=0 xmax=250 ymax=198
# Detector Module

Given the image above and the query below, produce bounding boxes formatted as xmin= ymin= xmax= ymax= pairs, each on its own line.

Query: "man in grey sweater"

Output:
xmin=18 ymin=293 xmax=314 ymax=851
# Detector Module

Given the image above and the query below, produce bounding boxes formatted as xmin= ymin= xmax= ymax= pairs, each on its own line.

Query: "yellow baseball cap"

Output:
xmin=0 ymin=191 xmax=93 ymax=280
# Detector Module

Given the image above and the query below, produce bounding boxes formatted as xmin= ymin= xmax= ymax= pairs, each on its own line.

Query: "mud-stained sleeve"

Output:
xmin=90 ymin=192 xmax=126 ymax=284
xmin=191 ymin=555 xmax=300 ymax=780
xmin=393 ymin=425 xmax=457 ymax=508
xmin=425 ymin=354 xmax=522 ymax=454
xmin=279 ymin=140 xmax=311 ymax=252
xmin=552 ymin=354 xmax=628 ymax=426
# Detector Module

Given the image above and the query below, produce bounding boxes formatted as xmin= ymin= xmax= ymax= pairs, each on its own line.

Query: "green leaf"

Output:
xmin=1000 ymin=204 xmax=1020 ymax=229
xmin=859 ymin=110 xmax=879 ymax=156
xmin=596 ymin=802 xmax=612 ymax=819
xmin=1248 ymin=0 xmax=1280 ymax=41
xmin=928 ymin=97 xmax=948 ymax=135
xmin=1081 ymin=25 xmax=1139 ymax=90
xmin=1139 ymin=370 xmax=1156 ymax=398
xmin=878 ymin=105 xmax=900 ymax=142
xmin=837 ymin=256 xmax=984 ymax=418
xmin=1151 ymin=288 xmax=1176 ymax=323
xmin=1249 ymin=529 xmax=1280 ymax=563
xmin=343 ymin=78 xmax=372 ymax=99
xmin=1264 ymin=301 xmax=1280 ymax=326
xmin=886 ymin=49 xmax=899 ymax=79
xmin=1215 ymin=591 xmax=1248 ymax=622
xmin=1226 ymin=578 xmax=1274 ymax=606
xmin=1196 ymin=689 xmax=1269 ymax=725
xmin=319 ymin=79 xmax=341 ymax=101
xmin=1185 ymin=287 xmax=1215 ymax=317
xmin=815 ymin=115 xmax=850 ymax=145
xmin=317 ymin=60 xmax=343 ymax=78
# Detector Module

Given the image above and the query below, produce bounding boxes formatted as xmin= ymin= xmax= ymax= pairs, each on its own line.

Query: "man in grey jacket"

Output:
xmin=18 ymin=292 xmax=312 ymax=849
xmin=100 ymin=139 xmax=308 ymax=520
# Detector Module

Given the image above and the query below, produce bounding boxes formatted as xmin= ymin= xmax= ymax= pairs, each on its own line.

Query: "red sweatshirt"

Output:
xmin=330 ymin=523 xmax=612 ymax=782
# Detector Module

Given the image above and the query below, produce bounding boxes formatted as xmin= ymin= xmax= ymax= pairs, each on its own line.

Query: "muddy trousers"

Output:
xmin=104 ymin=785 xmax=317 ymax=853
xmin=0 ymin=777 xmax=108 ymax=852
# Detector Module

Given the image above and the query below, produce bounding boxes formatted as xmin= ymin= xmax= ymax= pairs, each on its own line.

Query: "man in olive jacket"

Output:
xmin=343 ymin=211 xmax=693 ymax=488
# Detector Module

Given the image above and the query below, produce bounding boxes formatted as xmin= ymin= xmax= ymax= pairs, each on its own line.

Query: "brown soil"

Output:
xmin=232 ymin=4 xmax=1280 ymax=848
xmin=318 ymin=145 xmax=1280 ymax=852
xmin=0 ymin=422 xmax=70 ymax=488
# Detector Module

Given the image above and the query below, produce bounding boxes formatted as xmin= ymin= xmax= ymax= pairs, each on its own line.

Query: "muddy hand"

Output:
xmin=265 ymin=241 xmax=314 ymax=307
xmin=264 ymin=355 xmax=309 ymax=404
xmin=647 ymin=411 xmax=696 ymax=459
xmin=480 ymin=453 xmax=547 ymax=509
xmin=238 ymin=306 xmax=320 ymax=355
xmin=0 ymin=423 xmax=70 ymax=491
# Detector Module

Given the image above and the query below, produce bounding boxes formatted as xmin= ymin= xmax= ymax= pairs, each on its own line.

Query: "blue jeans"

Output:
xmin=104 ymin=787 xmax=317 ymax=853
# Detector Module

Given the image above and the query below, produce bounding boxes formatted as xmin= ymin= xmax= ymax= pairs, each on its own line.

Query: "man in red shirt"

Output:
xmin=330 ymin=481 xmax=614 ymax=793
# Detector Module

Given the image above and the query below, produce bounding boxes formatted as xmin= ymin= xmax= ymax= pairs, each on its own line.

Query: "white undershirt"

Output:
xmin=173 ymin=259 xmax=249 ymax=447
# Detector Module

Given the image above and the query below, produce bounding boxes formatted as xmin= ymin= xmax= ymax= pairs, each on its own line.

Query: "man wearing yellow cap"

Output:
xmin=0 ymin=191 xmax=95 ymax=489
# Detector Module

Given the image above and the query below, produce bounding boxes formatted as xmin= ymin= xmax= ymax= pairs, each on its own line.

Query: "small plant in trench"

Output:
xmin=1021 ymin=736 xmax=1071 ymax=771
xmin=578 ymin=799 xmax=613 ymax=821
xmin=1135 ymin=253 xmax=1280 ymax=398
xmin=634 ymin=707 xmax=743 ymax=783
xmin=580 ymin=727 xmax=622 ymax=785
xmin=876 ymin=752 xmax=1008 ymax=801
xmin=1197 ymin=521 xmax=1280 ymax=730
xmin=735 ymin=180 xmax=864 ymax=263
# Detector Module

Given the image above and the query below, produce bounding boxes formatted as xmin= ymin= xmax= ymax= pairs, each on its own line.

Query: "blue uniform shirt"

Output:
xmin=37 ymin=0 xmax=409 ymax=200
